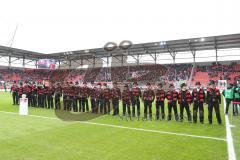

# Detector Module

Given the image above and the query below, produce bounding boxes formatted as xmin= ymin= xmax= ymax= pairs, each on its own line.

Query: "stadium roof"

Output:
xmin=0 ymin=45 xmax=45 ymax=60
xmin=0 ymin=33 xmax=240 ymax=61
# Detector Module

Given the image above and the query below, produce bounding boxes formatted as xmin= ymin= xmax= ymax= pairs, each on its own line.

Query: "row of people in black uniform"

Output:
xmin=10 ymin=80 xmax=233 ymax=124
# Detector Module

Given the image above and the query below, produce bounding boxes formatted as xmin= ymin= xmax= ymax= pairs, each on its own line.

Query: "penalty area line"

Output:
xmin=0 ymin=110 xmax=226 ymax=142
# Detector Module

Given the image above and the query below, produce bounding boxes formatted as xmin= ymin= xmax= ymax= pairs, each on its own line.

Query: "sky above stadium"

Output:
xmin=0 ymin=0 xmax=239 ymax=54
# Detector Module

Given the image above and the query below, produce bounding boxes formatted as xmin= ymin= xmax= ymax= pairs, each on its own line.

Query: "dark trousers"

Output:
xmin=193 ymin=101 xmax=204 ymax=123
xmin=31 ymin=94 xmax=37 ymax=107
xmin=156 ymin=101 xmax=165 ymax=119
xmin=47 ymin=95 xmax=54 ymax=109
xmin=55 ymin=94 xmax=61 ymax=110
xmin=27 ymin=94 xmax=32 ymax=106
xmin=81 ymin=97 xmax=89 ymax=112
xmin=233 ymin=99 xmax=239 ymax=116
xmin=44 ymin=94 xmax=47 ymax=108
xmin=38 ymin=94 xmax=44 ymax=107
xmin=78 ymin=98 xmax=82 ymax=112
xmin=112 ymin=100 xmax=119 ymax=115
xmin=225 ymin=98 xmax=232 ymax=115
xmin=18 ymin=94 xmax=22 ymax=105
xmin=132 ymin=98 xmax=140 ymax=117
xmin=91 ymin=98 xmax=96 ymax=113
xmin=12 ymin=92 xmax=18 ymax=105
xmin=96 ymin=99 xmax=103 ymax=114
xmin=144 ymin=100 xmax=152 ymax=119
xmin=103 ymin=100 xmax=111 ymax=114
xmin=71 ymin=97 xmax=78 ymax=112
xmin=179 ymin=102 xmax=192 ymax=122
xmin=63 ymin=95 xmax=67 ymax=110
xmin=66 ymin=96 xmax=73 ymax=111
xmin=168 ymin=102 xmax=179 ymax=121
xmin=122 ymin=101 xmax=131 ymax=116
xmin=208 ymin=102 xmax=222 ymax=124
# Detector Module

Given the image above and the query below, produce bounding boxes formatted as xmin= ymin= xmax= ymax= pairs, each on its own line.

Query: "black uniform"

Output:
xmin=192 ymin=88 xmax=205 ymax=123
xmin=10 ymin=84 xmax=19 ymax=105
xmin=54 ymin=85 xmax=62 ymax=110
xmin=207 ymin=87 xmax=222 ymax=124
xmin=46 ymin=86 xmax=55 ymax=109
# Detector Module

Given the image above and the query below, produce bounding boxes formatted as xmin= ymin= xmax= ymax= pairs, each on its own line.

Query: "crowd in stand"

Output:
xmin=0 ymin=62 xmax=240 ymax=90
xmin=194 ymin=62 xmax=237 ymax=81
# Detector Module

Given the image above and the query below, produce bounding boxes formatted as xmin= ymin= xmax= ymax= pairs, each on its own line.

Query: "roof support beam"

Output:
xmin=72 ymin=60 xmax=82 ymax=66
xmin=214 ymin=38 xmax=218 ymax=64
xmin=9 ymin=56 xmax=11 ymax=67
xmin=23 ymin=56 xmax=25 ymax=68
xmin=25 ymin=59 xmax=35 ymax=65
xmin=189 ymin=42 xmax=196 ymax=64
xmin=10 ymin=57 xmax=21 ymax=63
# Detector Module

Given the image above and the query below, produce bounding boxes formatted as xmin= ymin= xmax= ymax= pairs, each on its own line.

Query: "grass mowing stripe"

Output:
xmin=0 ymin=110 xmax=226 ymax=142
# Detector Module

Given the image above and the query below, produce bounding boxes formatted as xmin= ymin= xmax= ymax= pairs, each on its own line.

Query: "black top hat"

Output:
xmin=181 ymin=83 xmax=187 ymax=88
xmin=195 ymin=81 xmax=201 ymax=85
xmin=158 ymin=83 xmax=163 ymax=87
xmin=209 ymin=80 xmax=215 ymax=85
xmin=133 ymin=81 xmax=138 ymax=85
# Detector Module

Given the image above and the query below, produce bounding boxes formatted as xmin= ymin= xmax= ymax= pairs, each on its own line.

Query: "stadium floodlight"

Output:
xmin=200 ymin=38 xmax=205 ymax=42
xmin=84 ymin=49 xmax=90 ymax=53
xmin=160 ymin=41 xmax=166 ymax=45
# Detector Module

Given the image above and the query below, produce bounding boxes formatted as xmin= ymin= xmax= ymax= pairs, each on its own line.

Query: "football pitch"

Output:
xmin=0 ymin=92 xmax=239 ymax=160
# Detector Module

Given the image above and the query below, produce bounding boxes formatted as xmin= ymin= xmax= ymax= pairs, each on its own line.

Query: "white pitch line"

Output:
xmin=0 ymin=110 xmax=226 ymax=142
xmin=223 ymin=98 xmax=236 ymax=160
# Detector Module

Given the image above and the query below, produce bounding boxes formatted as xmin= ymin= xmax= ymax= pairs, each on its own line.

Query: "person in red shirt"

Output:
xmin=206 ymin=80 xmax=222 ymax=125
xmin=155 ymin=83 xmax=166 ymax=120
xmin=54 ymin=82 xmax=62 ymax=110
xmin=46 ymin=83 xmax=55 ymax=109
xmin=72 ymin=82 xmax=79 ymax=112
xmin=22 ymin=82 xmax=32 ymax=106
xmin=192 ymin=81 xmax=205 ymax=123
xmin=142 ymin=82 xmax=155 ymax=120
xmin=95 ymin=83 xmax=103 ymax=114
xmin=122 ymin=84 xmax=132 ymax=117
xmin=10 ymin=81 xmax=19 ymax=105
xmin=131 ymin=82 xmax=142 ymax=119
xmin=37 ymin=84 xmax=44 ymax=108
xmin=31 ymin=83 xmax=38 ymax=107
xmin=166 ymin=84 xmax=179 ymax=121
xmin=178 ymin=83 xmax=192 ymax=122
xmin=111 ymin=82 xmax=121 ymax=116
xmin=63 ymin=82 xmax=70 ymax=110
xmin=81 ymin=82 xmax=89 ymax=112
xmin=89 ymin=81 xmax=97 ymax=113
xmin=102 ymin=83 xmax=111 ymax=114
xmin=17 ymin=82 xmax=23 ymax=105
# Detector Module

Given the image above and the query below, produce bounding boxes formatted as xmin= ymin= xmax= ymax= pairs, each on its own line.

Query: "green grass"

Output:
xmin=0 ymin=92 xmax=238 ymax=160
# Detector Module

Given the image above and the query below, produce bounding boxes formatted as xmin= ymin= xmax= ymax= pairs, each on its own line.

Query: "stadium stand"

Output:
xmin=0 ymin=62 xmax=239 ymax=89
